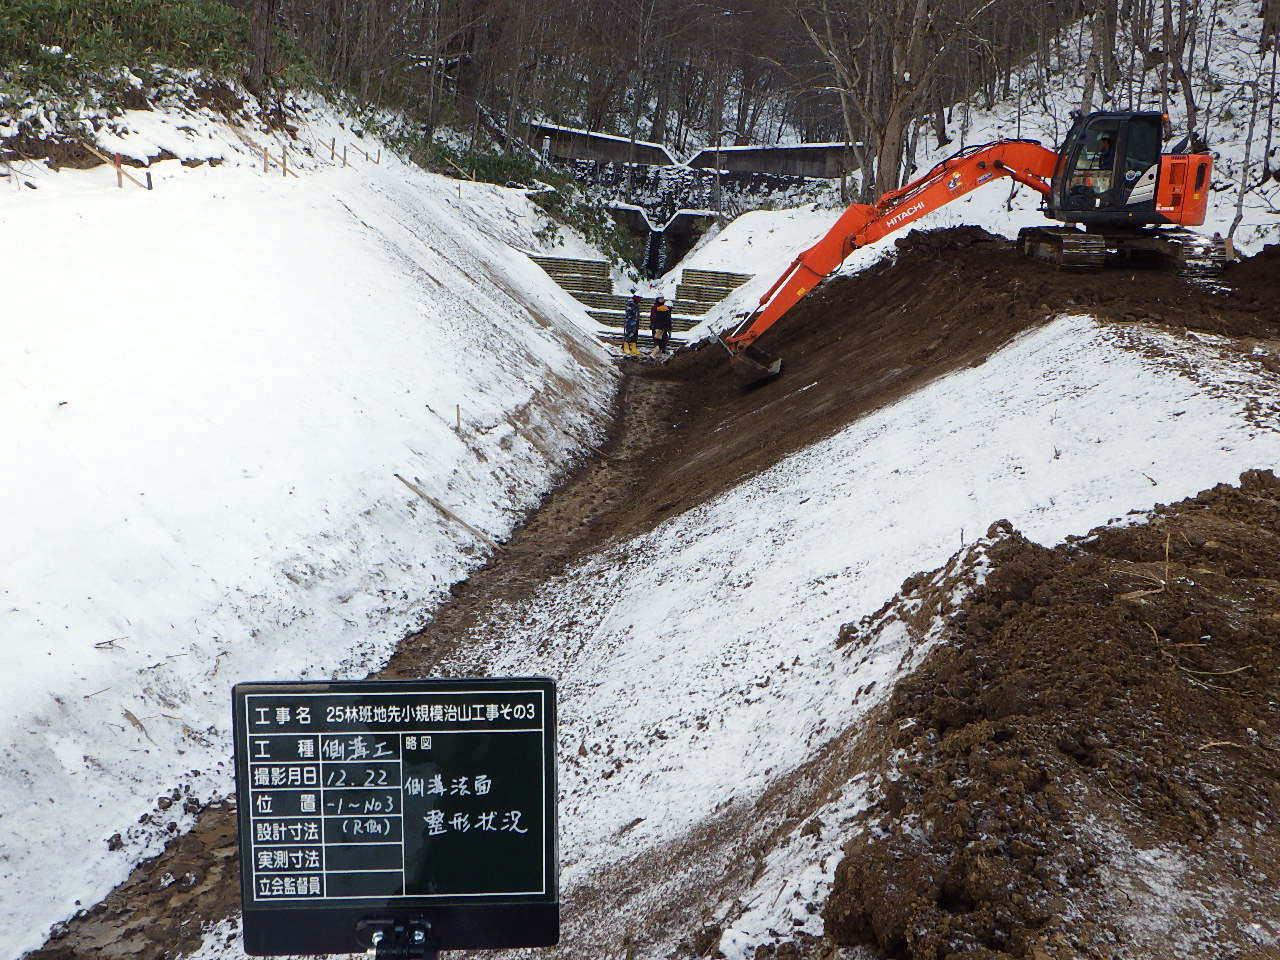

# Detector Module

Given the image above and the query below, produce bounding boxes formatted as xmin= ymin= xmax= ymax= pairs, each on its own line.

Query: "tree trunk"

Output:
xmin=876 ymin=97 xmax=912 ymax=194
xmin=932 ymin=89 xmax=950 ymax=148
xmin=1261 ymin=41 xmax=1278 ymax=182
xmin=1229 ymin=78 xmax=1261 ymax=242
xmin=1080 ymin=46 xmax=1100 ymax=112
xmin=248 ymin=0 xmax=277 ymax=93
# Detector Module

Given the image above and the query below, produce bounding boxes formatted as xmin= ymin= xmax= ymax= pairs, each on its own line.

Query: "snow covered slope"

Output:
xmin=0 ymin=107 xmax=615 ymax=956
xmin=189 ymin=312 xmax=1280 ymax=959
xmin=476 ymin=315 xmax=1280 ymax=904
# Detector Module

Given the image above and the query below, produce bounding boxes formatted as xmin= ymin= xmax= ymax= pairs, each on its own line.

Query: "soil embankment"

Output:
xmin=27 ymin=231 xmax=1280 ymax=959
xmin=822 ymin=470 xmax=1280 ymax=960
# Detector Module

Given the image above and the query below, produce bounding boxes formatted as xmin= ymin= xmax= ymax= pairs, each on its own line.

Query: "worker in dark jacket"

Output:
xmin=622 ymin=290 xmax=641 ymax=355
xmin=649 ymin=296 xmax=673 ymax=352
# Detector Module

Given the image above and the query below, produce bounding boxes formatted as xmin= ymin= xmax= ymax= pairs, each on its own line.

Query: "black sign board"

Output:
xmin=232 ymin=678 xmax=558 ymax=956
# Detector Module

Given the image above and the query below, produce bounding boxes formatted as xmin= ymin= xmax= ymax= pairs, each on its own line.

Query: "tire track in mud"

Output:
xmin=26 ymin=231 xmax=1280 ymax=959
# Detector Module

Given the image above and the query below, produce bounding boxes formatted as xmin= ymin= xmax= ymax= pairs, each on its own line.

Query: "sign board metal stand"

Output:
xmin=361 ymin=920 xmax=434 ymax=959
xmin=232 ymin=678 xmax=558 ymax=957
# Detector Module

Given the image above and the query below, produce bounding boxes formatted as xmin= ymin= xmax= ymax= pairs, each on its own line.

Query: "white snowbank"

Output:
xmin=0 ymin=106 xmax=615 ymax=955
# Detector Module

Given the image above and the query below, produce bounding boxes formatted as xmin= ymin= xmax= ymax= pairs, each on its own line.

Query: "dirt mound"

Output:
xmin=625 ymin=227 xmax=1280 ymax=550
xmin=1232 ymin=241 xmax=1280 ymax=291
xmin=823 ymin=470 xmax=1280 ymax=960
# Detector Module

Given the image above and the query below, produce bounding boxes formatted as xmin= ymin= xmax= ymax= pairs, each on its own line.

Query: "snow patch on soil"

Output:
xmin=1086 ymin=818 xmax=1280 ymax=955
xmin=715 ymin=537 xmax=996 ymax=958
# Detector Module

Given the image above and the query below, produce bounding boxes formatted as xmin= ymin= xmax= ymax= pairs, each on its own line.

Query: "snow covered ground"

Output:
xmin=184 ymin=311 xmax=1280 ymax=959
xmin=0 ymin=100 xmax=615 ymax=957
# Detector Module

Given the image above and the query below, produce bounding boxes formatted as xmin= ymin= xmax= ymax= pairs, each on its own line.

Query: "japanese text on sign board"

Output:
xmin=243 ymin=691 xmax=546 ymax=904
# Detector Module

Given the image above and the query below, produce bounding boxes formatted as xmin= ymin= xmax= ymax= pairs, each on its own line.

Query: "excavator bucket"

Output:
xmin=725 ymin=341 xmax=782 ymax=383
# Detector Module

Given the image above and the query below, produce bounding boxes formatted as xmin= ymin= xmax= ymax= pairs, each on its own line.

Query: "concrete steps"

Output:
xmin=553 ymin=275 xmax=614 ymax=295
xmin=676 ymin=282 xmax=745 ymax=303
xmin=588 ymin=310 xmax=699 ymax=333
xmin=527 ymin=255 xmax=752 ymax=353
xmin=682 ymin=268 xmax=752 ymax=287
xmin=529 ymin=256 xmax=610 ymax=279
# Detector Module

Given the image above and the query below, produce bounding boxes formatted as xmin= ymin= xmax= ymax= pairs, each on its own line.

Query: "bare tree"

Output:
xmin=1229 ymin=74 xmax=1262 ymax=242
xmin=792 ymin=0 xmax=1008 ymax=195
xmin=1162 ymin=0 xmax=1198 ymax=133
xmin=248 ymin=0 xmax=278 ymax=93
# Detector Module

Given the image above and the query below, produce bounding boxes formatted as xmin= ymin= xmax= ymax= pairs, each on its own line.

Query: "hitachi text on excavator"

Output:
xmin=721 ymin=110 xmax=1226 ymax=381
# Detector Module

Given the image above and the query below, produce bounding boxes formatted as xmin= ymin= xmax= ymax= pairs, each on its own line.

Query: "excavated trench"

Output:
xmin=27 ymin=231 xmax=1280 ymax=959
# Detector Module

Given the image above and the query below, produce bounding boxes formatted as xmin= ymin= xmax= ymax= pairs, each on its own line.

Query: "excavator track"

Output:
xmin=1162 ymin=228 xmax=1229 ymax=277
xmin=1017 ymin=226 xmax=1108 ymax=270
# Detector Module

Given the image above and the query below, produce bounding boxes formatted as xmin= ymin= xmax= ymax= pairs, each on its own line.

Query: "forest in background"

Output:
xmin=230 ymin=0 xmax=1279 ymax=195
xmin=2 ymin=0 xmax=1278 ymax=198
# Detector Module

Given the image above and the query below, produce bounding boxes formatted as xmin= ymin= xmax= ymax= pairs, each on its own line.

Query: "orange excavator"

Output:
xmin=722 ymin=110 xmax=1225 ymax=380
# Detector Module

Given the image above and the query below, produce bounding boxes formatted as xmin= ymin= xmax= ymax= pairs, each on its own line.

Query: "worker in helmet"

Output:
xmin=622 ymin=289 xmax=641 ymax=355
xmin=649 ymin=296 xmax=673 ymax=352
xmin=1097 ymin=133 xmax=1116 ymax=170
xmin=1094 ymin=132 xmax=1117 ymax=193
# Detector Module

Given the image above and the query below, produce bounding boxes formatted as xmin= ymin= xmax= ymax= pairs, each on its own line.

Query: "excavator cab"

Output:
xmin=1050 ymin=111 xmax=1209 ymax=227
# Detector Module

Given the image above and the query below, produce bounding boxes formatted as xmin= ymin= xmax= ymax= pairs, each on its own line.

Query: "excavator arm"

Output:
xmin=721 ymin=139 xmax=1060 ymax=378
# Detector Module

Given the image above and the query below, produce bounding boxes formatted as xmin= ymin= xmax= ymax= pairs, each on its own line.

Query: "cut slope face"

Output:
xmin=0 ymin=126 xmax=615 ymax=955
xmin=621 ymin=229 xmax=1280 ymax=552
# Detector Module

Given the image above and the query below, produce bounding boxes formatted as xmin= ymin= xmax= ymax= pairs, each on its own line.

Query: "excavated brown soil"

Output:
xmin=26 ymin=231 xmax=1280 ymax=959
xmin=1 ymin=133 xmax=103 ymax=170
xmin=822 ymin=470 xmax=1280 ymax=960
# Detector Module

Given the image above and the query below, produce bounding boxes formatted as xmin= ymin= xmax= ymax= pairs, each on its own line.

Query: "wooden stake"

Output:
xmin=263 ymin=144 xmax=269 ymax=173
xmin=330 ymin=137 xmax=336 ymax=161
xmin=114 ymin=154 xmax=123 ymax=188
xmin=394 ymin=474 xmax=498 ymax=550
xmin=342 ymin=145 xmax=348 ymax=168
xmin=456 ymin=405 xmax=461 ymax=430
xmin=375 ymin=148 xmax=381 ymax=164
xmin=443 ymin=154 xmax=474 ymax=181
xmin=281 ymin=146 xmax=287 ymax=178
xmin=79 ymin=141 xmax=147 ymax=189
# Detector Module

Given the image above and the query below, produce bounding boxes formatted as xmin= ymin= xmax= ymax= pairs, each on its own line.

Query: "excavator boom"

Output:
xmin=721 ymin=140 xmax=1059 ymax=376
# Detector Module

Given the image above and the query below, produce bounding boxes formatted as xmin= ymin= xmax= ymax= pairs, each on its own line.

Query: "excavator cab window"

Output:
xmin=1063 ymin=117 xmax=1123 ymax=210
xmin=1120 ymin=115 xmax=1162 ymax=210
